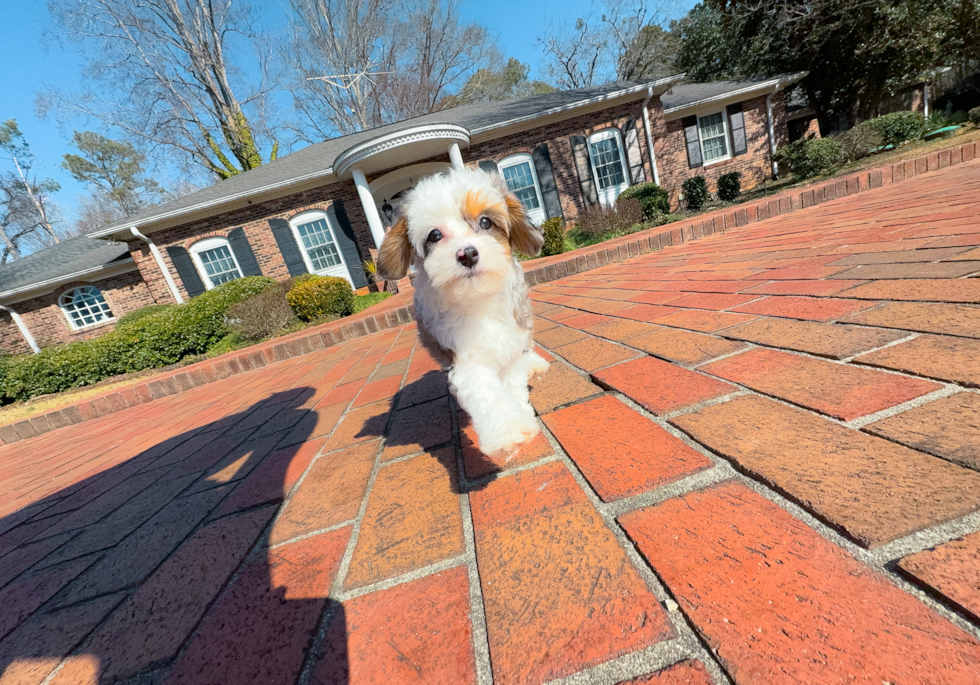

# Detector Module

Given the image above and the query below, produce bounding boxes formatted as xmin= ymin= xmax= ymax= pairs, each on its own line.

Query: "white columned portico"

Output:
xmin=351 ymin=167 xmax=387 ymax=249
xmin=0 ymin=305 xmax=39 ymax=354
xmin=449 ymin=142 xmax=464 ymax=170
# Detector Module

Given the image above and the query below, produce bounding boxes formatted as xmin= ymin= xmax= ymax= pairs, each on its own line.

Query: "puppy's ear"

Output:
xmin=377 ymin=217 xmax=413 ymax=280
xmin=505 ymin=194 xmax=545 ymax=257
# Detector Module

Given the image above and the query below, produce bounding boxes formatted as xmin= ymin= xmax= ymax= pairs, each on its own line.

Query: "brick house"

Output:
xmin=0 ymin=75 xmax=804 ymax=354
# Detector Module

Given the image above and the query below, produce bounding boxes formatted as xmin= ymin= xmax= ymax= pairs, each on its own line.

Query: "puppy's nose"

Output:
xmin=457 ymin=246 xmax=479 ymax=268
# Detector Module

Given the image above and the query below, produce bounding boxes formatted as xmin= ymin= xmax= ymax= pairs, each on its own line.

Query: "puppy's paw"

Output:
xmin=480 ymin=415 xmax=540 ymax=461
xmin=527 ymin=352 xmax=550 ymax=380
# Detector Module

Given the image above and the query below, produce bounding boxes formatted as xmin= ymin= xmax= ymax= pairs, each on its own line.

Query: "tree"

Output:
xmin=676 ymin=0 xmax=966 ymax=130
xmin=537 ymin=0 xmax=682 ymax=89
xmin=0 ymin=120 xmax=61 ymax=261
xmin=284 ymin=0 xmax=496 ymax=139
xmin=41 ymin=0 xmax=278 ymax=180
xmin=436 ymin=58 xmax=555 ymax=109
xmin=62 ymin=132 xmax=162 ymax=217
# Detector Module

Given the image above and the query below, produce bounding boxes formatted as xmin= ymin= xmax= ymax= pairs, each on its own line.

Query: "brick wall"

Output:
xmin=0 ymin=269 xmax=156 ymax=354
xmin=132 ymin=180 xmax=376 ymax=303
xmin=657 ymin=92 xmax=789 ymax=208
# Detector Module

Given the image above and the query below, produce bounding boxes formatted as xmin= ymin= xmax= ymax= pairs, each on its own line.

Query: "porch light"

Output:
xmin=381 ymin=198 xmax=394 ymax=225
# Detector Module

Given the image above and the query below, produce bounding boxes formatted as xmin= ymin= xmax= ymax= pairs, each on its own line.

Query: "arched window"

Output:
xmin=59 ymin=285 xmax=114 ymax=329
xmin=587 ymin=129 xmax=630 ymax=206
xmin=498 ymin=153 xmax=546 ymax=225
xmin=288 ymin=210 xmax=351 ymax=283
xmin=190 ymin=237 xmax=243 ymax=289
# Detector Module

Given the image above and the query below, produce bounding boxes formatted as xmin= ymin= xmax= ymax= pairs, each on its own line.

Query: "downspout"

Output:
xmin=130 ymin=227 xmax=185 ymax=305
xmin=642 ymin=86 xmax=661 ymax=186
xmin=766 ymin=84 xmax=781 ymax=179
xmin=0 ymin=305 xmax=40 ymax=354
xmin=923 ymin=81 xmax=930 ymax=118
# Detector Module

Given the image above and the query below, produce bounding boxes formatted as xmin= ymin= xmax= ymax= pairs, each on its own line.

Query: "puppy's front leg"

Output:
xmin=449 ymin=359 xmax=539 ymax=458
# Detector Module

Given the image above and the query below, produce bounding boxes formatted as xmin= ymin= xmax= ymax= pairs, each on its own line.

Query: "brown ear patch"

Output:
xmin=376 ymin=217 xmax=413 ymax=281
xmin=505 ymin=195 xmax=545 ymax=257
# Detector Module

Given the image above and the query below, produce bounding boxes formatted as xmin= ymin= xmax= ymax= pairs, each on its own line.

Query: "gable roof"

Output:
xmin=87 ymin=76 xmax=682 ymax=239
xmin=0 ymin=236 xmax=132 ymax=301
xmin=661 ymin=74 xmax=807 ymax=116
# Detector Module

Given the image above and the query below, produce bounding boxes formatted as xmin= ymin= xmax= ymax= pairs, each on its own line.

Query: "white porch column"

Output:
xmin=766 ymin=90 xmax=780 ymax=178
xmin=351 ymin=167 xmax=386 ymax=248
xmin=449 ymin=142 xmax=464 ymax=170
xmin=0 ymin=305 xmax=40 ymax=354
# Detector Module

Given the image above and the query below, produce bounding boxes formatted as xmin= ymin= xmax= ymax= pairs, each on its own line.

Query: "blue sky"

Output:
xmin=1 ymin=0 xmax=692 ymax=228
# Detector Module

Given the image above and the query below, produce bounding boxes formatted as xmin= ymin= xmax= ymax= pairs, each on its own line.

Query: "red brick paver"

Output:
xmin=3 ymin=157 xmax=980 ymax=684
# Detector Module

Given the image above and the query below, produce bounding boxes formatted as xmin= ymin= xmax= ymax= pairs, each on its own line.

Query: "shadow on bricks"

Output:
xmin=0 ymin=387 xmax=355 ymax=685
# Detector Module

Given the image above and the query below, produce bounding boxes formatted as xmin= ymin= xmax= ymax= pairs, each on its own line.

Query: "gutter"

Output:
xmin=662 ymin=73 xmax=807 ymax=117
xmin=642 ymin=86 xmax=661 ymax=185
xmin=130 ymin=227 xmax=185 ymax=304
xmin=0 ymin=305 xmax=39 ymax=354
xmin=0 ymin=258 xmax=135 ymax=301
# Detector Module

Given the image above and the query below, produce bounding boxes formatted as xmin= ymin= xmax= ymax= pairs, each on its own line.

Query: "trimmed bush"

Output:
xmin=716 ymin=172 xmax=742 ymax=202
xmin=838 ymin=123 xmax=883 ymax=162
xmin=866 ymin=111 xmax=927 ymax=146
xmin=115 ymin=304 xmax=173 ymax=326
xmin=227 ymin=285 xmax=298 ymax=341
xmin=287 ymin=275 xmax=355 ymax=322
xmin=969 ymin=106 xmax=980 ymax=125
xmin=576 ymin=198 xmax=645 ymax=236
xmin=774 ymin=136 xmax=843 ymax=179
xmin=540 ymin=217 xmax=566 ymax=257
xmin=618 ymin=182 xmax=670 ymax=219
xmin=681 ymin=176 xmax=708 ymax=211
xmin=0 ymin=276 xmax=272 ymax=402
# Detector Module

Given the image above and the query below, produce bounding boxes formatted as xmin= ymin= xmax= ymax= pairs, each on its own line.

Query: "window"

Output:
xmin=59 ymin=285 xmax=114 ymax=329
xmin=289 ymin=210 xmax=351 ymax=283
xmin=698 ymin=111 xmax=730 ymax=163
xmin=587 ymin=129 xmax=629 ymax=205
xmin=499 ymin=154 xmax=545 ymax=225
xmin=190 ymin=237 xmax=243 ymax=289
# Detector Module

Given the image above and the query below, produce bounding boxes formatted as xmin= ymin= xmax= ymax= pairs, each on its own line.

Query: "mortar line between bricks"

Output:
xmin=845 ymin=384 xmax=962 ymax=429
xmin=532 ymin=418 xmax=736 ymax=685
xmin=839 ymin=332 xmax=920 ymax=362
xmin=597 ymin=386 xmax=980 ymax=641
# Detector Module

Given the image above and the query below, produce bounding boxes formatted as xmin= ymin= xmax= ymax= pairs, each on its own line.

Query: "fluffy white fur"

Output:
xmin=377 ymin=166 xmax=549 ymax=459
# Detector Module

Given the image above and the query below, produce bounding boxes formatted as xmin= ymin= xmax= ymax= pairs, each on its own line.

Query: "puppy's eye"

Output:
xmin=427 ymin=229 xmax=442 ymax=243
xmin=479 ymin=217 xmax=492 ymax=230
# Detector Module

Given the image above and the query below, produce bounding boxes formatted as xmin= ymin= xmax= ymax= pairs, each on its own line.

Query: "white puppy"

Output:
xmin=376 ymin=166 xmax=550 ymax=458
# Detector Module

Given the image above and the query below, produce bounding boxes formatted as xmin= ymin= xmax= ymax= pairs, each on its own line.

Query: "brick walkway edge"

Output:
xmin=2 ymin=137 xmax=976 ymax=445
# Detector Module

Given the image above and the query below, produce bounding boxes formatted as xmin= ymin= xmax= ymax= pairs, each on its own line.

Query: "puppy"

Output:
xmin=376 ymin=166 xmax=550 ymax=458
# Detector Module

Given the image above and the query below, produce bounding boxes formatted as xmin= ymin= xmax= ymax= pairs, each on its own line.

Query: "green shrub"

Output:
xmin=0 ymin=276 xmax=272 ymax=402
xmin=838 ymin=123 xmax=883 ymax=162
xmin=618 ymin=182 xmax=671 ymax=219
xmin=540 ymin=217 xmax=566 ymax=257
xmin=115 ymin=304 xmax=173 ymax=326
xmin=866 ymin=111 xmax=927 ymax=146
xmin=287 ymin=276 xmax=355 ymax=321
xmin=774 ymin=136 xmax=843 ymax=179
xmin=969 ymin=106 xmax=980 ymax=125
xmin=716 ymin=172 xmax=742 ymax=202
xmin=681 ymin=176 xmax=708 ymax=211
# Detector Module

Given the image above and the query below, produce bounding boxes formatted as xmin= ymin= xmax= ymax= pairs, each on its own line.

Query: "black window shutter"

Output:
xmin=569 ymin=135 xmax=599 ymax=207
xmin=478 ymin=160 xmax=499 ymax=175
xmin=727 ymin=103 xmax=747 ymax=156
xmin=683 ymin=116 xmax=703 ymax=169
xmin=621 ymin=120 xmax=646 ymax=185
xmin=166 ymin=245 xmax=206 ymax=298
xmin=531 ymin=144 xmax=564 ymax=221
xmin=325 ymin=200 xmax=369 ymax=290
xmin=227 ymin=227 xmax=263 ymax=277
xmin=268 ymin=218 xmax=308 ymax=277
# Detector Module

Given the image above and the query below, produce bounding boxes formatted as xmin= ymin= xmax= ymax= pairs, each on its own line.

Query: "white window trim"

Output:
xmin=587 ymin=129 xmax=630 ymax=206
xmin=288 ymin=210 xmax=353 ymax=285
xmin=498 ymin=153 xmax=546 ymax=225
xmin=59 ymin=285 xmax=116 ymax=330
xmin=189 ymin=236 xmax=244 ymax=290
xmin=697 ymin=110 xmax=732 ymax=167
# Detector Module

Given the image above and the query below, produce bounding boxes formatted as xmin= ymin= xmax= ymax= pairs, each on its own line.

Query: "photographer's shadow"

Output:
xmin=0 ymin=387 xmax=351 ymax=685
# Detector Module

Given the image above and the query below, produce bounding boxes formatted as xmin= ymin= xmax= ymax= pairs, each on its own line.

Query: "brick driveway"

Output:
xmin=3 ymin=160 xmax=980 ymax=684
